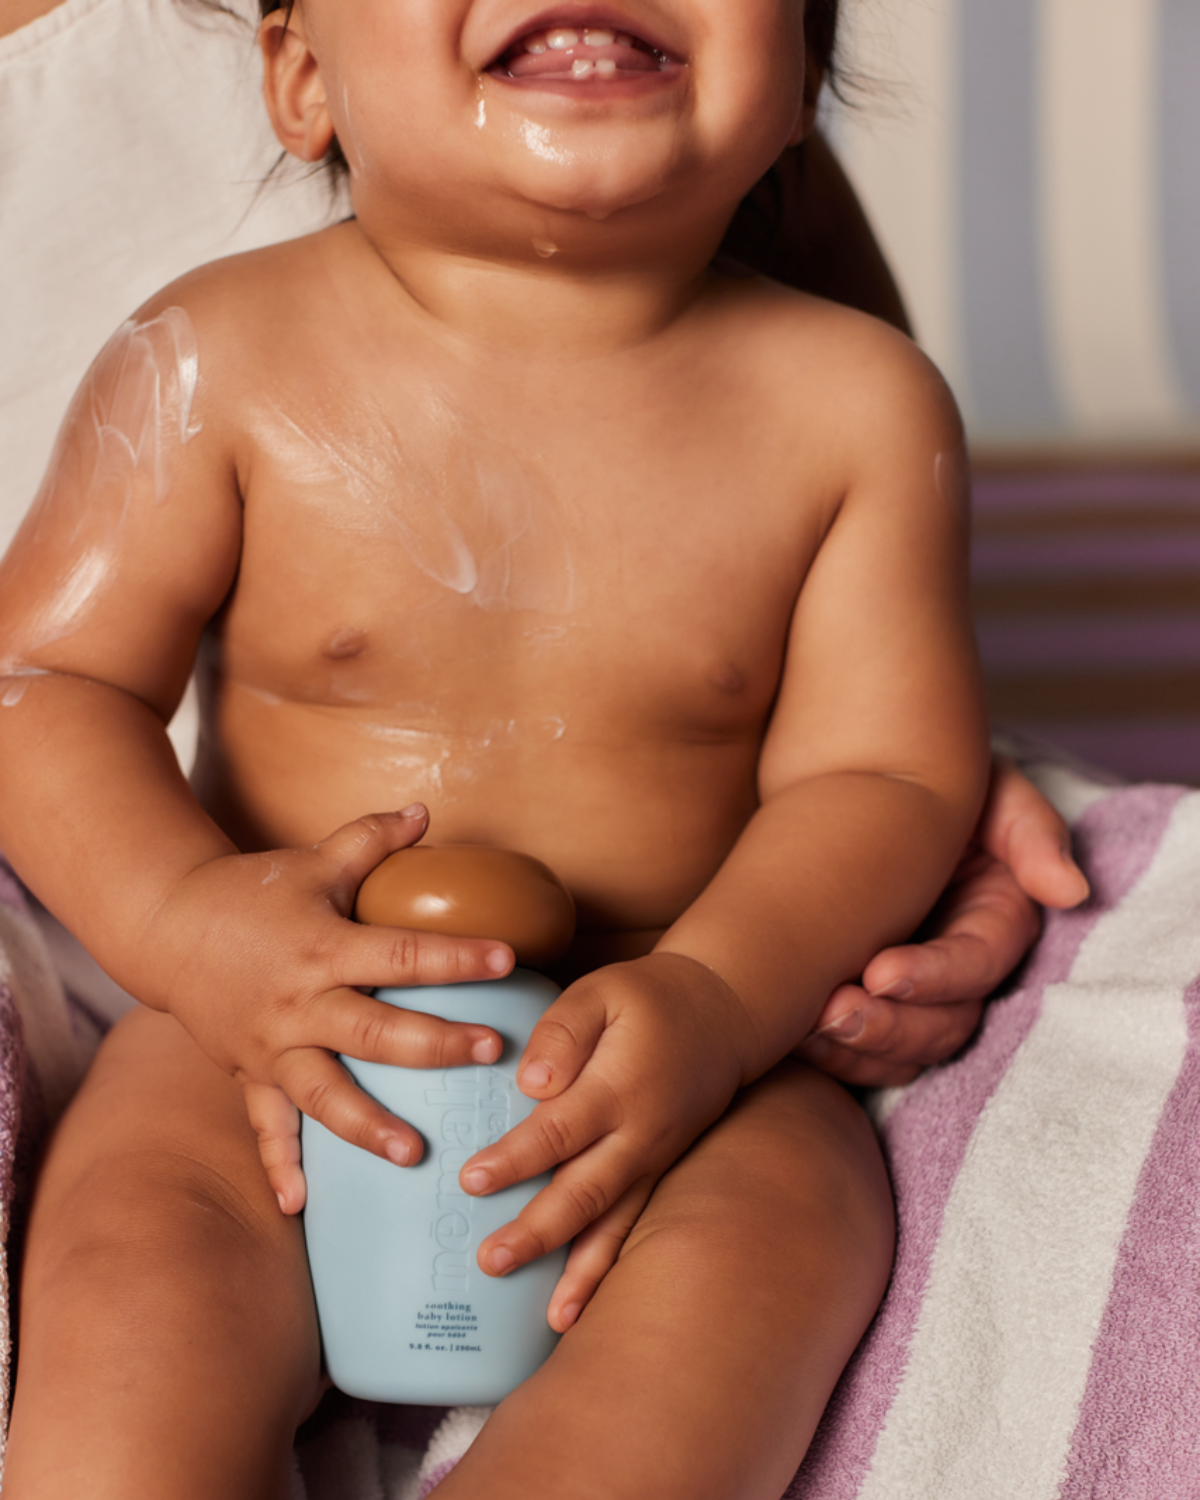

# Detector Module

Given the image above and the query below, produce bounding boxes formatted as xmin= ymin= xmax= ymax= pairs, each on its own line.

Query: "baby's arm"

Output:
xmin=0 ymin=295 xmax=510 ymax=1208
xmin=460 ymin=317 xmax=989 ymax=1322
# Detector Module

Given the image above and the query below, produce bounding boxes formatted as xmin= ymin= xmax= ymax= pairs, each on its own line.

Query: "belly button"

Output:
xmin=324 ymin=627 xmax=368 ymax=661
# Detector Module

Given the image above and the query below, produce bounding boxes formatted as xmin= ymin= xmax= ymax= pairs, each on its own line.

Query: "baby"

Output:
xmin=0 ymin=1 xmax=989 ymax=1495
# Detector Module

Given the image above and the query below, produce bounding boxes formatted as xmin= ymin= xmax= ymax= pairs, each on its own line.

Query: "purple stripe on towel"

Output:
xmin=786 ymin=784 xmax=1185 ymax=1500
xmin=0 ymin=984 xmax=24 ymax=1223
xmin=0 ymin=860 xmax=28 ymax=917
xmin=419 ymin=1460 xmax=459 ymax=1498
xmin=1058 ymin=967 xmax=1200 ymax=1499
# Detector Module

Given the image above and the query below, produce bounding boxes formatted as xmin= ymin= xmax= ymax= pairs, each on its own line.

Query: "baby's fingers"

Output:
xmin=475 ymin=1134 xmax=643 ymax=1275
xmin=339 ymin=921 xmax=512 ymax=992
xmin=273 ymin=1045 xmax=425 ymax=1168
xmin=547 ymin=1178 xmax=655 ymax=1332
xmin=516 ymin=983 xmax=608 ymax=1100
xmin=243 ymin=1081 xmax=306 ymax=1214
xmin=317 ymin=988 xmax=502 ymax=1070
xmin=461 ymin=1072 xmax=619 ymax=1199
xmin=315 ymin=805 xmax=431 ymax=915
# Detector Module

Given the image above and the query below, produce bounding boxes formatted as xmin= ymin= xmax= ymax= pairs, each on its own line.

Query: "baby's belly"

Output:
xmin=192 ymin=686 xmax=761 ymax=936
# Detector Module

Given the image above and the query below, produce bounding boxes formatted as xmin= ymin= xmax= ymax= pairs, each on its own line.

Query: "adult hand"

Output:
xmin=797 ymin=756 xmax=1090 ymax=1086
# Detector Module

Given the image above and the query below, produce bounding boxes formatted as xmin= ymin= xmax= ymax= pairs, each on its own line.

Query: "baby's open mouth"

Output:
xmin=489 ymin=23 xmax=681 ymax=82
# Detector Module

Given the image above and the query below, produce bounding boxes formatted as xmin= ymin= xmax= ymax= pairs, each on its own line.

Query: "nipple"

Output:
xmin=355 ymin=845 xmax=576 ymax=967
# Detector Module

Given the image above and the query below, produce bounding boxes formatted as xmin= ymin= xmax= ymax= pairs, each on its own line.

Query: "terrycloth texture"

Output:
xmin=4 ymin=765 xmax=1200 ymax=1496
xmin=0 ymin=868 xmax=96 ymax=1484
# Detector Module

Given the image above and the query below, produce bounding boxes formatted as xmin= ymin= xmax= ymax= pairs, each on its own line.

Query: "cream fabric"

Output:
xmin=0 ymin=0 xmax=341 ymax=553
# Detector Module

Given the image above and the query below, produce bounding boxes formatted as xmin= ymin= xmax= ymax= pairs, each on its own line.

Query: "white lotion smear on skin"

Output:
xmin=2 ymin=308 xmax=202 ymax=673
xmin=257 ymin=401 xmax=578 ymax=615
xmin=934 ymin=449 xmax=969 ymax=510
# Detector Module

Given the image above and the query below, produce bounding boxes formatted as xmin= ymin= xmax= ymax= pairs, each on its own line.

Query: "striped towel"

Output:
xmin=828 ymin=0 xmax=1200 ymax=452
xmin=3 ymin=762 xmax=1200 ymax=1496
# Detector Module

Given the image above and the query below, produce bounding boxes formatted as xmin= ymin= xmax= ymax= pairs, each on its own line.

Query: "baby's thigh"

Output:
xmin=625 ymin=1058 xmax=894 ymax=1306
xmin=7 ymin=1007 xmax=321 ymax=1496
xmin=29 ymin=1004 xmax=290 ymax=1256
xmin=20 ymin=1004 xmax=321 ymax=1408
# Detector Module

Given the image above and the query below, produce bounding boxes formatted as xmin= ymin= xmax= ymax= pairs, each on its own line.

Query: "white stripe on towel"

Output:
xmin=1037 ymin=0 xmax=1185 ymax=435
xmin=858 ymin=791 xmax=1200 ymax=1500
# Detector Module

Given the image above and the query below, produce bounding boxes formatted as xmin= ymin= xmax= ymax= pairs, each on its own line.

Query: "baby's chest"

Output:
xmin=223 ymin=410 xmax=819 ymax=733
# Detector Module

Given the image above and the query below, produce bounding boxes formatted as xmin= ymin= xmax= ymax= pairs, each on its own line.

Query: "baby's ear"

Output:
xmin=260 ymin=10 xmax=336 ymax=163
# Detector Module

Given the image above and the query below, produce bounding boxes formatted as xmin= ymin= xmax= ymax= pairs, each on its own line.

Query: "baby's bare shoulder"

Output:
xmin=724 ymin=281 xmax=959 ymax=441
xmin=129 ymin=225 xmax=353 ymax=356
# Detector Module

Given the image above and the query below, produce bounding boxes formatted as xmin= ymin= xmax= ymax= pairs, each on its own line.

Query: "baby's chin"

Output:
xmin=487 ymin=127 xmax=687 ymax=224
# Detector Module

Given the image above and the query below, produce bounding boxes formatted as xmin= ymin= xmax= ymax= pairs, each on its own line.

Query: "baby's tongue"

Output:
xmin=504 ymin=27 xmax=660 ymax=78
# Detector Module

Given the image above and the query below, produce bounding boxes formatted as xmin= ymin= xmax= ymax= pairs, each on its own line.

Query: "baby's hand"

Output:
xmin=458 ymin=952 xmax=754 ymax=1331
xmin=136 ymin=806 xmax=513 ymax=1213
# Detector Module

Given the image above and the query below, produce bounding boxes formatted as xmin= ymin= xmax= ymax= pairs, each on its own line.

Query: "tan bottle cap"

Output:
xmin=354 ymin=845 xmax=576 ymax=967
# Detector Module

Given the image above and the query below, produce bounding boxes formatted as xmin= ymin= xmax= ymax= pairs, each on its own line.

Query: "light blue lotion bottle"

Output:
xmin=302 ymin=847 xmax=575 ymax=1405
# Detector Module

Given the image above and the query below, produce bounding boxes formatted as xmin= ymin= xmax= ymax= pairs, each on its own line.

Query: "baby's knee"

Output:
xmin=25 ymin=1142 xmax=288 ymax=1299
xmin=642 ymin=1063 xmax=894 ymax=1281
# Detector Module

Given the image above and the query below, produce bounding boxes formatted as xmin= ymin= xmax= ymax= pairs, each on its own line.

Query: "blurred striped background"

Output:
xmin=828 ymin=0 xmax=1200 ymax=782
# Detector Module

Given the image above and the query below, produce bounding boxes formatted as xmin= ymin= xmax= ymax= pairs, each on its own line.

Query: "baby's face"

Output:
xmin=275 ymin=0 xmax=811 ymax=245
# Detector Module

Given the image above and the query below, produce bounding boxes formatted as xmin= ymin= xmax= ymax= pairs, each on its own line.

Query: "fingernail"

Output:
xmin=521 ymin=1061 xmax=552 ymax=1090
xmin=276 ymin=1192 xmax=288 ymax=1214
xmin=486 ymin=947 xmax=511 ymax=975
xmin=472 ymin=1036 xmax=500 ymax=1063
xmin=385 ymin=1138 xmax=412 ymax=1166
xmin=490 ymin=1246 xmax=516 ymax=1275
xmin=819 ymin=1009 xmax=865 ymax=1041
xmin=870 ymin=977 xmax=913 ymax=1001
xmin=462 ymin=1167 xmax=490 ymax=1194
xmin=559 ymin=1302 xmax=582 ymax=1329
xmin=398 ymin=803 xmax=426 ymax=819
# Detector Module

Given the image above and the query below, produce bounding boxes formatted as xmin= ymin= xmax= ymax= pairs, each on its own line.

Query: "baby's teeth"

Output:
xmin=547 ymin=28 xmax=580 ymax=49
xmin=571 ymin=58 xmax=595 ymax=77
xmin=525 ymin=38 xmax=547 ymax=53
xmin=583 ymin=28 xmax=615 ymax=46
xmin=595 ymin=57 xmax=617 ymax=76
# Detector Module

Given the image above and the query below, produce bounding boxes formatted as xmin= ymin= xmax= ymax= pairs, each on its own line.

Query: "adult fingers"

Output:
xmin=516 ymin=984 xmax=609 ymax=1101
xmin=796 ymin=1027 xmax=923 ymax=1088
xmin=861 ymin=860 xmax=1041 ymax=1008
xmin=979 ymin=757 xmax=1090 ymax=909
xmin=546 ymin=1179 xmax=656 ymax=1332
xmin=798 ymin=983 xmax=975 ymax=1086
xmin=243 ymin=1080 xmax=307 ymax=1214
xmin=313 ymin=987 xmax=502 ymax=1069
xmin=272 ymin=1045 xmax=426 ymax=1167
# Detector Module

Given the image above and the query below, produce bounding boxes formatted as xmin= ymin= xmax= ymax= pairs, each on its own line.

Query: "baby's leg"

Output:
xmin=436 ymin=1060 xmax=893 ymax=1500
xmin=3 ymin=1006 xmax=322 ymax=1500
